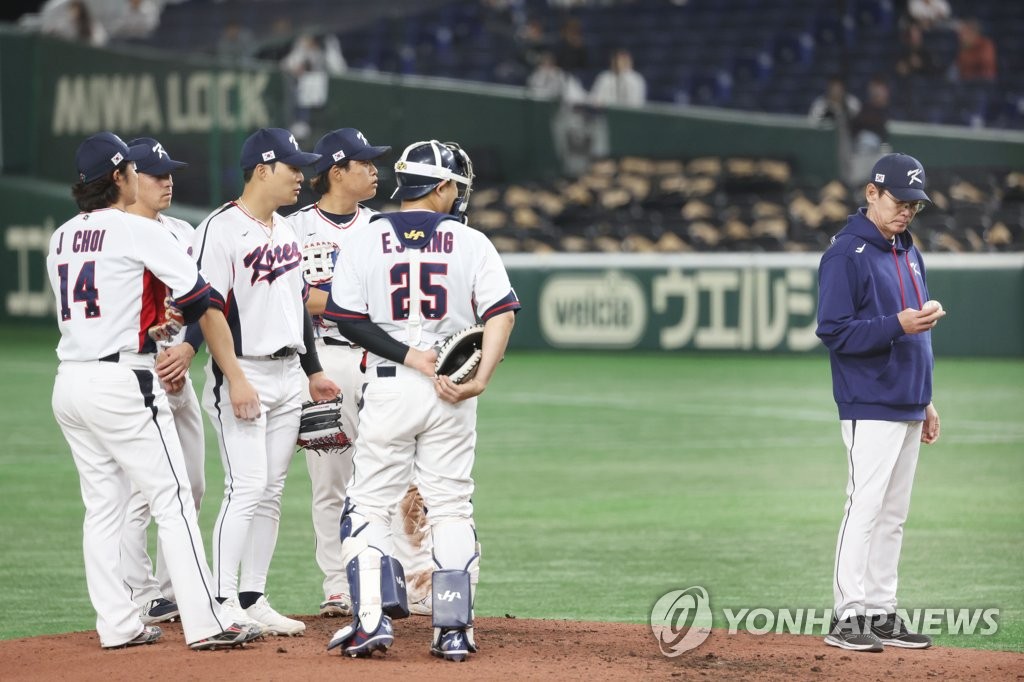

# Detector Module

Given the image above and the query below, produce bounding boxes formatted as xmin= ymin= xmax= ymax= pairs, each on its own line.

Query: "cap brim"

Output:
xmin=139 ymin=158 xmax=188 ymax=175
xmin=278 ymin=151 xmax=321 ymax=167
xmin=888 ymin=187 xmax=931 ymax=202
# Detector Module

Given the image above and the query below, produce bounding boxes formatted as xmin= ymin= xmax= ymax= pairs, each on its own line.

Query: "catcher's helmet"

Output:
xmin=392 ymin=140 xmax=474 ymax=221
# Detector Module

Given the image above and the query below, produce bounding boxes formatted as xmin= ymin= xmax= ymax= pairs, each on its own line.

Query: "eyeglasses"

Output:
xmin=883 ymin=190 xmax=926 ymax=215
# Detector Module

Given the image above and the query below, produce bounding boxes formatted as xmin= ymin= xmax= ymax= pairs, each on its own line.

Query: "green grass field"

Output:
xmin=1 ymin=327 xmax=1021 ymax=651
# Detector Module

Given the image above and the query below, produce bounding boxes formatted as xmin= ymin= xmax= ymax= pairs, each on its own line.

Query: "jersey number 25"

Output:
xmin=390 ymin=262 xmax=448 ymax=320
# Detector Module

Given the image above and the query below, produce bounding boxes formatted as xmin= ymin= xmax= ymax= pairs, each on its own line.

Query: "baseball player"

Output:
xmin=118 ymin=137 xmax=203 ymax=626
xmin=48 ymin=131 xmax=261 ymax=650
xmin=324 ymin=140 xmax=520 ymax=660
xmin=817 ymin=153 xmax=943 ymax=652
xmin=192 ymin=127 xmax=339 ymax=637
xmin=290 ymin=128 xmax=435 ymax=619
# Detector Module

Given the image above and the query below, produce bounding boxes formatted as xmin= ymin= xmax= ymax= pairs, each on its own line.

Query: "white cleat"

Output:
xmin=245 ymin=596 xmax=305 ymax=636
xmin=219 ymin=596 xmax=266 ymax=636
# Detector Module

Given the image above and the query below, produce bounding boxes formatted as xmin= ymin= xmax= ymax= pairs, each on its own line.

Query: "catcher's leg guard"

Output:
xmin=339 ymin=499 xmax=409 ymax=619
xmin=430 ymin=554 xmax=479 ymax=662
xmin=328 ymin=536 xmax=396 ymax=657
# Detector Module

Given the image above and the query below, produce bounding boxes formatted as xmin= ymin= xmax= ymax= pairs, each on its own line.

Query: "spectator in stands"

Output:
xmin=281 ymin=32 xmax=347 ymax=140
xmin=906 ymin=0 xmax=952 ymax=31
xmin=528 ymin=51 xmax=586 ymax=101
xmin=844 ymin=75 xmax=891 ymax=185
xmin=217 ymin=20 xmax=256 ymax=62
xmin=850 ymin=76 xmax=891 ymax=150
xmin=895 ymin=22 xmax=940 ymax=77
xmin=589 ymin=48 xmax=647 ymax=108
xmin=808 ymin=76 xmax=861 ymax=126
xmin=41 ymin=0 xmax=108 ymax=47
xmin=108 ymin=0 xmax=161 ymax=41
xmin=954 ymin=18 xmax=997 ymax=82
xmin=554 ymin=17 xmax=589 ymax=75
xmin=517 ymin=17 xmax=550 ymax=73
xmin=528 ymin=51 xmax=593 ymax=177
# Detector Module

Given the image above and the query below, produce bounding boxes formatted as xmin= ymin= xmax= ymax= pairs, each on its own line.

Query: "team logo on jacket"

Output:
xmin=909 ymin=261 xmax=921 ymax=277
xmin=243 ymin=241 xmax=302 ymax=284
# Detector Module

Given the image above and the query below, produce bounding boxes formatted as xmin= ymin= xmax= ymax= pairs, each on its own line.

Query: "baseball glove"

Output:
xmin=434 ymin=324 xmax=484 ymax=384
xmin=302 ymin=242 xmax=338 ymax=286
xmin=147 ymin=297 xmax=184 ymax=343
xmin=297 ymin=397 xmax=352 ymax=453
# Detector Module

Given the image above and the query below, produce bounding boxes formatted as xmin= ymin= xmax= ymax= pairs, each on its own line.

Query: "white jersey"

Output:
xmin=47 ymin=207 xmax=207 ymax=362
xmin=158 ymin=213 xmax=197 ymax=347
xmin=328 ymin=210 xmax=520 ymax=369
xmin=192 ymin=201 xmax=307 ymax=357
xmin=288 ymin=202 xmax=376 ymax=341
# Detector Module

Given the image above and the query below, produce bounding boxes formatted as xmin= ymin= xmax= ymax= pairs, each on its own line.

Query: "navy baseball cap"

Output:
xmin=870 ymin=153 xmax=931 ymax=203
xmin=75 ymin=132 xmax=148 ymax=183
xmin=129 ymin=137 xmax=188 ymax=176
xmin=239 ymin=127 xmax=321 ymax=170
xmin=312 ymin=128 xmax=391 ymax=175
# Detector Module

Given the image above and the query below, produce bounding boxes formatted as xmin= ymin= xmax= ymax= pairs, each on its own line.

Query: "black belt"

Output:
xmin=376 ymin=366 xmax=396 ymax=378
xmin=323 ymin=337 xmax=359 ymax=348
xmin=100 ymin=352 xmax=120 ymax=362
xmin=270 ymin=347 xmax=298 ymax=358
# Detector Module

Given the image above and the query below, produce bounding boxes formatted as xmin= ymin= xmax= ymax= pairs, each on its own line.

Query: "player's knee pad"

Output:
xmin=343 ymin=534 xmax=410 ymax=622
xmin=431 ymin=568 xmax=473 ymax=630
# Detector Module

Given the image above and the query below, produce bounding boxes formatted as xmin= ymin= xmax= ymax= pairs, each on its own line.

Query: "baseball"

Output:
xmin=923 ymin=299 xmax=943 ymax=312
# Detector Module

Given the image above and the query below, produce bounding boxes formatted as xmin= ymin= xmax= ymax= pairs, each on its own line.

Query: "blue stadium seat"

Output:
xmin=773 ymin=31 xmax=814 ymax=67
xmin=853 ymin=0 xmax=894 ymax=31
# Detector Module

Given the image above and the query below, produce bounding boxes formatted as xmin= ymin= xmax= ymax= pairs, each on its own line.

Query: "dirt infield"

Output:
xmin=3 ymin=616 xmax=1021 ymax=681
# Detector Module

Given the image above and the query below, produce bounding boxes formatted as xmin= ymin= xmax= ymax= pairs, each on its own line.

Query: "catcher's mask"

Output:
xmin=391 ymin=139 xmax=474 ymax=222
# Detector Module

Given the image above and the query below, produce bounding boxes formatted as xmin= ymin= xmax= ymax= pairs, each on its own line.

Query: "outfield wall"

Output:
xmin=502 ymin=253 xmax=1024 ymax=357
xmin=3 ymin=176 xmax=1021 ymax=357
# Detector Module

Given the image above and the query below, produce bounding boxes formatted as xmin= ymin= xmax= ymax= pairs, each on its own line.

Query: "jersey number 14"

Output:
xmin=57 ymin=261 xmax=101 ymax=321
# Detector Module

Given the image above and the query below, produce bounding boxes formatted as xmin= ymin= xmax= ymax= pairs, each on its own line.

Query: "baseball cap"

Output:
xmin=239 ymin=127 xmax=321 ymax=170
xmin=129 ymin=137 xmax=188 ymax=176
xmin=870 ymin=153 xmax=931 ymax=203
xmin=312 ymin=128 xmax=391 ymax=175
xmin=75 ymin=132 xmax=148 ymax=183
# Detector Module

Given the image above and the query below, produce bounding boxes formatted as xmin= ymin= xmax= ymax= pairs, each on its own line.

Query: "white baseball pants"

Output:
xmin=121 ymin=374 xmax=206 ymax=605
xmin=345 ymin=364 xmax=477 ymax=572
xmin=53 ymin=358 xmax=227 ymax=647
xmin=833 ymin=419 xmax=922 ymax=619
xmin=204 ymin=356 xmax=303 ymax=598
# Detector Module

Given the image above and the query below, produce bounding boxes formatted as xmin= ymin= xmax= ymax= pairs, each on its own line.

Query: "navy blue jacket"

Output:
xmin=816 ymin=209 xmax=934 ymax=421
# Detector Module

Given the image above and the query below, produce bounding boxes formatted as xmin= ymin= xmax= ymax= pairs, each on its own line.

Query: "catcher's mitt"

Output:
xmin=297 ymin=397 xmax=352 ymax=453
xmin=434 ymin=324 xmax=484 ymax=384
xmin=302 ymin=241 xmax=339 ymax=286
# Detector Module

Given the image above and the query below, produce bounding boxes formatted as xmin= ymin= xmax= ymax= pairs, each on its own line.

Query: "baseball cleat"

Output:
xmin=189 ymin=623 xmax=262 ymax=651
xmin=141 ymin=597 xmax=179 ymax=625
xmin=320 ymin=593 xmax=353 ymax=618
xmin=327 ymin=615 xmax=394 ymax=658
xmin=219 ymin=596 xmax=266 ymax=635
xmin=103 ymin=625 xmax=163 ymax=649
xmin=408 ymin=594 xmax=432 ymax=617
xmin=824 ymin=616 xmax=883 ymax=652
xmin=431 ymin=628 xmax=473 ymax=662
xmin=245 ymin=596 xmax=305 ymax=636
xmin=870 ymin=613 xmax=933 ymax=649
